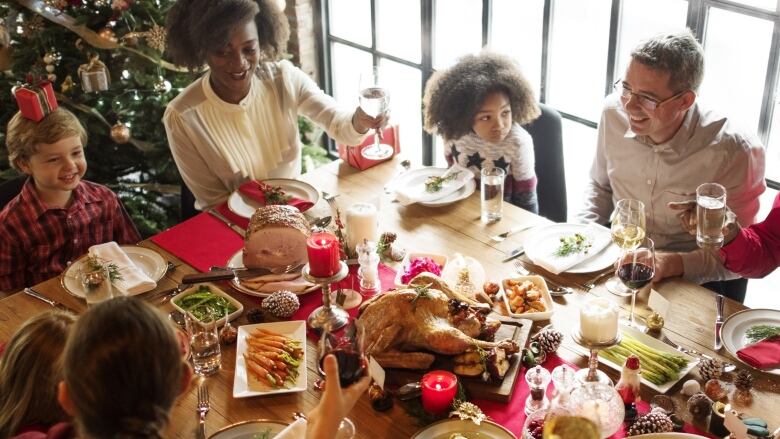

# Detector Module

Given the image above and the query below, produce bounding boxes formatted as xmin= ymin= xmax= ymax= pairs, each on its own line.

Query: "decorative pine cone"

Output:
xmin=246 ymin=308 xmax=265 ymax=324
xmin=734 ymin=369 xmax=754 ymax=392
xmin=262 ymin=290 xmax=300 ymax=318
xmin=380 ymin=232 xmax=397 ymax=244
xmin=535 ymin=328 xmax=563 ymax=354
xmin=627 ymin=408 xmax=675 ymax=436
xmin=698 ymin=357 xmax=723 ymax=382
xmin=686 ymin=392 xmax=711 ymax=419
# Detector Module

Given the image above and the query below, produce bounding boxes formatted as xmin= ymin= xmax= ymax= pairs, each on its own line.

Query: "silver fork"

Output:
xmin=196 ymin=383 xmax=210 ymax=439
xmin=513 ymin=260 xmax=576 ymax=296
xmin=653 ymin=331 xmax=737 ymax=372
xmin=490 ymin=224 xmax=537 ymax=242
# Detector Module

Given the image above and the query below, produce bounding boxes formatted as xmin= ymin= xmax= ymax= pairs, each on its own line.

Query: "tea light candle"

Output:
xmin=306 ymin=232 xmax=340 ymax=277
xmin=420 ymin=370 xmax=458 ymax=414
xmin=579 ymin=297 xmax=619 ymax=343
xmin=345 ymin=202 xmax=378 ymax=253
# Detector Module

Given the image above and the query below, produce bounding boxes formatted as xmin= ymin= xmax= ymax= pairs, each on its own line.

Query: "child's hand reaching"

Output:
xmin=306 ymin=354 xmax=371 ymax=439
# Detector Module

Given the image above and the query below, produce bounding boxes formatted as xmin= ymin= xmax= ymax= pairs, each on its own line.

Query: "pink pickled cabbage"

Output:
xmin=401 ymin=257 xmax=442 ymax=284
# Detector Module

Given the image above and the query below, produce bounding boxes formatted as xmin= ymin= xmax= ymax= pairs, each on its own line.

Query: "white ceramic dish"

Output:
xmin=225 ymin=251 xmax=318 ymax=298
xmin=61 ymin=246 xmax=166 ymax=298
xmin=500 ymin=275 xmax=554 ymax=321
xmin=570 ymin=324 xmax=699 ymax=393
xmin=721 ymin=308 xmax=780 ymax=376
xmin=227 ymin=178 xmax=319 ymax=219
xmin=208 ymin=419 xmax=290 ymax=439
xmin=420 ymin=178 xmax=476 ymax=207
xmin=394 ymin=252 xmax=448 ymax=288
xmin=170 ymin=283 xmax=244 ymax=330
xmin=233 ymin=321 xmax=307 ymax=398
xmin=394 ymin=167 xmax=474 ymax=207
xmin=524 ymin=223 xmax=620 ymax=273
xmin=411 ymin=419 xmax=516 ymax=439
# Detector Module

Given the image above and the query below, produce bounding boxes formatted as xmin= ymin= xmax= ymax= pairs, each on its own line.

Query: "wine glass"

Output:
xmin=358 ymin=67 xmax=393 ymax=160
xmin=606 ymin=199 xmax=646 ymax=296
xmin=616 ymin=238 xmax=655 ymax=329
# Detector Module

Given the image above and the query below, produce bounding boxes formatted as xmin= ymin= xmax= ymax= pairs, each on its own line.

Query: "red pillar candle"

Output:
xmin=420 ymin=370 xmax=458 ymax=414
xmin=306 ymin=232 xmax=340 ymax=277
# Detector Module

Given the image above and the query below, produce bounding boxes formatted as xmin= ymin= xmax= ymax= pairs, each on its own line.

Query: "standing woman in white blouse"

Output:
xmin=164 ymin=0 xmax=380 ymax=209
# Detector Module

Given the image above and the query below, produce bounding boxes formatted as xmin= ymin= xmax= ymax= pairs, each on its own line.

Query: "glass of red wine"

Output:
xmin=616 ymin=238 xmax=655 ymax=329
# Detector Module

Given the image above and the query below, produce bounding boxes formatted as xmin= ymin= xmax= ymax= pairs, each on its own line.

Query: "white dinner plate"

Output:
xmin=420 ymin=178 xmax=476 ymax=207
xmin=208 ymin=419 xmax=290 ymax=439
xmin=227 ymin=178 xmax=319 ymax=219
xmin=523 ymin=223 xmax=620 ymax=273
xmin=721 ymin=308 xmax=780 ymax=376
xmin=570 ymin=324 xmax=699 ymax=393
xmin=411 ymin=419 xmax=516 ymax=439
xmin=225 ymin=251 xmax=318 ymax=298
xmin=61 ymin=246 xmax=166 ymax=298
xmin=233 ymin=321 xmax=307 ymax=398
xmin=394 ymin=167 xmax=474 ymax=207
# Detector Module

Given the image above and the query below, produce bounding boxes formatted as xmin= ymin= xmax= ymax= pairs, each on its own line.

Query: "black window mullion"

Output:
xmin=316 ymin=0 xmax=337 ymax=156
xmin=540 ymin=0 xmax=553 ymax=103
xmin=687 ymin=0 xmax=705 ymax=38
xmin=370 ymin=0 xmax=378 ymax=66
xmin=757 ymin=19 xmax=780 ymax=144
xmin=422 ymin=0 xmax=434 ymax=166
xmin=482 ymin=0 xmax=491 ymax=47
xmin=605 ymin=0 xmax=622 ymax=96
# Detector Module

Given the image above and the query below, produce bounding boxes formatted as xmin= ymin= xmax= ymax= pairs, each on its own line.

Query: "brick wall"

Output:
xmin=285 ymin=0 xmax=320 ymax=85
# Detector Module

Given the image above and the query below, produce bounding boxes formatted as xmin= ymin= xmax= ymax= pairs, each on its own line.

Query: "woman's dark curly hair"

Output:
xmin=165 ymin=0 xmax=290 ymax=70
xmin=423 ymin=51 xmax=540 ymax=141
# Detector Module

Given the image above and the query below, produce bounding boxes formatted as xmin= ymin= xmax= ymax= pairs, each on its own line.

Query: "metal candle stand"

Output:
xmin=571 ymin=330 xmax=622 ymax=385
xmin=302 ymin=261 xmax=350 ymax=332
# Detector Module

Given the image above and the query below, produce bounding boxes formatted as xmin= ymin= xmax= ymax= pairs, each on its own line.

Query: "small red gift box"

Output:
xmin=14 ymin=81 xmax=58 ymax=122
xmin=338 ymin=124 xmax=400 ymax=170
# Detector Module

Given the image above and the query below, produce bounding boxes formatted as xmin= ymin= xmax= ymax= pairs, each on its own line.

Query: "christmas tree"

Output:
xmin=0 ymin=0 xmax=331 ymax=236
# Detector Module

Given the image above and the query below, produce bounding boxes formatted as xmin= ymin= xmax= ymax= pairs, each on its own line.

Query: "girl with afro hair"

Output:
xmin=423 ymin=52 xmax=541 ymax=212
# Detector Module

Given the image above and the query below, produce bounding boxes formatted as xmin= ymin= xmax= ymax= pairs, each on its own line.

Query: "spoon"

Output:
xmin=309 ymin=216 xmax=332 ymax=229
xmin=169 ymin=310 xmax=185 ymax=329
xmin=384 ymin=159 xmax=411 ymax=193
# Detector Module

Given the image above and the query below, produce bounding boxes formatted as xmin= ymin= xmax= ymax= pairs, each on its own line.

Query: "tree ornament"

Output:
xmin=698 ymin=357 xmax=723 ymax=381
xmin=111 ymin=0 xmax=130 ymax=10
xmin=110 ymin=121 xmax=131 ymax=144
xmin=153 ymin=76 xmax=172 ymax=93
xmin=686 ymin=392 xmax=711 ymax=419
xmin=616 ymin=355 xmax=641 ymax=405
xmin=646 ymin=312 xmax=665 ymax=331
xmin=681 ymin=379 xmax=701 ymax=396
xmin=704 ymin=378 xmax=727 ymax=400
xmin=534 ymin=328 xmax=563 ymax=355
xmin=246 ymin=308 xmax=264 ymax=324
xmin=376 ymin=231 xmax=405 ymax=262
xmin=45 ymin=64 xmax=56 ymax=73
xmin=368 ymin=383 xmax=393 ymax=411
xmin=42 ymin=49 xmax=61 ymax=66
xmin=627 ymin=407 xmax=675 ymax=436
xmin=97 ymin=27 xmax=117 ymax=43
xmin=449 ymin=401 xmax=487 ymax=425
xmin=47 ymin=73 xmax=57 ymax=82
xmin=60 ymin=75 xmax=75 ymax=94
xmin=262 ymin=290 xmax=300 ymax=318
xmin=22 ymin=15 xmax=45 ymax=37
xmin=649 ymin=394 xmax=675 ymax=414
xmin=94 ymin=0 xmax=108 ymax=7
xmin=143 ymin=24 xmax=167 ymax=52
xmin=734 ymin=369 xmax=754 ymax=392
xmin=78 ymin=54 xmax=110 ymax=92
xmin=44 ymin=0 xmax=69 ymax=10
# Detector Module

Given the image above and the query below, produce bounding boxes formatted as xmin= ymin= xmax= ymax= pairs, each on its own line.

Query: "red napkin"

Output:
xmin=737 ymin=336 xmax=780 ymax=369
xmin=238 ymin=180 xmax=314 ymax=212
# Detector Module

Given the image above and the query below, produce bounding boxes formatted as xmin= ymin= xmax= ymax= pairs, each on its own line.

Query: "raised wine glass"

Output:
xmin=607 ymin=199 xmax=646 ymax=296
xmin=358 ymin=67 xmax=393 ymax=160
xmin=616 ymin=238 xmax=655 ymax=329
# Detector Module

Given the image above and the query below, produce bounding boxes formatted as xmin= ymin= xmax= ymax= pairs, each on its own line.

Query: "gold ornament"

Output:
xmin=78 ymin=55 xmax=110 ymax=92
xmin=646 ymin=312 xmax=665 ymax=331
xmin=97 ymin=27 xmax=117 ymax=44
xmin=47 ymin=73 xmax=57 ymax=82
xmin=121 ymin=24 xmax=166 ymax=53
xmin=44 ymin=0 xmax=69 ymax=10
xmin=22 ymin=15 xmax=45 ymax=36
xmin=153 ymin=76 xmax=171 ymax=93
xmin=449 ymin=401 xmax=487 ymax=425
xmin=110 ymin=122 xmax=131 ymax=144
xmin=61 ymin=75 xmax=75 ymax=93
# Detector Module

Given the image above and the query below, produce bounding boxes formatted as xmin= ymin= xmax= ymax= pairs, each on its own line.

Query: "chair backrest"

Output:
xmin=523 ymin=103 xmax=567 ymax=222
xmin=0 ymin=174 xmax=28 ymax=211
xmin=180 ymin=182 xmax=199 ymax=222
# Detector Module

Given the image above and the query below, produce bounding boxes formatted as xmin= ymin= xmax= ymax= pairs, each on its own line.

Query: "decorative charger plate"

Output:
xmin=523 ymin=223 xmax=620 ymax=273
xmin=227 ymin=178 xmax=320 ymax=219
xmin=207 ymin=419 xmax=290 ymax=439
xmin=61 ymin=246 xmax=166 ymax=298
xmin=225 ymin=251 xmax=318 ymax=298
xmin=721 ymin=308 xmax=780 ymax=376
xmin=411 ymin=419 xmax=516 ymax=439
xmin=394 ymin=167 xmax=475 ymax=207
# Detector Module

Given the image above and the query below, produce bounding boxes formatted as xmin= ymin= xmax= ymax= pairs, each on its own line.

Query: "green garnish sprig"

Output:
xmin=552 ymin=233 xmax=593 ymax=257
xmin=424 ymin=171 xmax=461 ymax=193
xmin=746 ymin=324 xmax=780 ymax=344
xmin=257 ymin=181 xmax=292 ymax=205
xmin=85 ymin=256 xmax=123 ymax=283
xmin=411 ymin=283 xmax=433 ymax=309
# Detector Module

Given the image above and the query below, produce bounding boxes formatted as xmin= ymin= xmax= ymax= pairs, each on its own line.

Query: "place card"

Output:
xmin=648 ymin=289 xmax=670 ymax=321
xmin=368 ymin=356 xmax=386 ymax=390
xmin=725 ymin=408 xmax=749 ymax=439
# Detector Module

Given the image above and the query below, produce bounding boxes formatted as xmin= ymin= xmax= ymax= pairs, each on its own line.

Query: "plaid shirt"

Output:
xmin=0 ymin=179 xmax=140 ymax=291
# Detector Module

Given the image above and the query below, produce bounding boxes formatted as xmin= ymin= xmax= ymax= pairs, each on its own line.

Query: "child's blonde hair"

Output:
xmin=63 ymin=297 xmax=184 ymax=438
xmin=5 ymin=107 xmax=88 ymax=171
xmin=0 ymin=310 xmax=76 ymax=437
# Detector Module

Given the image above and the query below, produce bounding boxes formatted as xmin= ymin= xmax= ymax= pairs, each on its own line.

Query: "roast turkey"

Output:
xmin=356 ymin=273 xmax=519 ymax=370
xmin=243 ymin=205 xmax=310 ymax=269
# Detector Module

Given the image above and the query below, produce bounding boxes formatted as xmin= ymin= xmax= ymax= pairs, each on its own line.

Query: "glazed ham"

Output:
xmin=243 ymin=205 xmax=310 ymax=269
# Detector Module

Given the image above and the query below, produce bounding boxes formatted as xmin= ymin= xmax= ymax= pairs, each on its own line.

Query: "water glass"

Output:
xmin=480 ymin=167 xmax=505 ymax=223
xmin=79 ymin=263 xmax=113 ymax=307
xmin=185 ymin=310 xmax=221 ymax=376
xmin=696 ymin=182 xmax=727 ymax=248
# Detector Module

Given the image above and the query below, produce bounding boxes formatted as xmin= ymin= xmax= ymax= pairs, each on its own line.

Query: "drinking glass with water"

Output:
xmin=186 ymin=309 xmax=222 ymax=376
xmin=481 ymin=167 xmax=505 ymax=223
xmin=696 ymin=183 xmax=727 ymax=248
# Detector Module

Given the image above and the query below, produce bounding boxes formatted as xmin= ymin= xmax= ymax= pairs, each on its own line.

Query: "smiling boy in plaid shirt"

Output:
xmin=0 ymin=108 xmax=140 ymax=292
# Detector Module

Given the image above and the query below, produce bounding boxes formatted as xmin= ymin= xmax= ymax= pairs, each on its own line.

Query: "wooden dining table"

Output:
xmin=1 ymin=157 xmax=778 ymax=438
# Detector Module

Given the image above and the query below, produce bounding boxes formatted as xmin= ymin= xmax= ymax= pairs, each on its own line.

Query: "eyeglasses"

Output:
xmin=613 ymin=80 xmax=687 ymax=112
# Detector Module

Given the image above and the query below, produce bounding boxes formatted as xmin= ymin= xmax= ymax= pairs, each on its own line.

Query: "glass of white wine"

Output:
xmin=606 ymin=199 xmax=646 ymax=296
xmin=358 ymin=67 xmax=393 ymax=160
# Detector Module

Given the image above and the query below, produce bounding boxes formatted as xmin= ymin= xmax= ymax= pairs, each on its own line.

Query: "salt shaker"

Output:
xmin=357 ymin=239 xmax=379 ymax=295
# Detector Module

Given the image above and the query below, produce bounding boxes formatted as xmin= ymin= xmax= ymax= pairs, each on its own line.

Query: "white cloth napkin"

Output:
xmin=532 ymin=226 xmax=612 ymax=275
xmin=275 ymin=418 xmax=307 ymax=438
xmin=394 ymin=164 xmax=474 ymax=206
xmin=88 ymin=242 xmax=156 ymax=295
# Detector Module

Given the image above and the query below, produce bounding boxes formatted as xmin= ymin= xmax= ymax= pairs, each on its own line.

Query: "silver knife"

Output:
xmin=502 ymin=246 xmax=525 ymax=262
xmin=23 ymin=288 xmax=75 ymax=313
xmin=714 ymin=294 xmax=724 ymax=350
xmin=206 ymin=208 xmax=245 ymax=237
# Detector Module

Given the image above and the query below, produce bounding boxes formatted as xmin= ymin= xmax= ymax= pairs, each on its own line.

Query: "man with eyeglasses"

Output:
xmin=579 ymin=30 xmax=765 ymax=302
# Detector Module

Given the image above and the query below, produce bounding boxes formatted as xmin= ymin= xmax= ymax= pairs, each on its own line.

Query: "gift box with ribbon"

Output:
xmin=338 ymin=124 xmax=400 ymax=171
xmin=13 ymin=81 xmax=58 ymax=122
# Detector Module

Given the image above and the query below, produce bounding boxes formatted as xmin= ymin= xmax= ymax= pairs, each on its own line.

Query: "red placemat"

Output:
xmin=474 ymin=354 xmax=715 ymax=438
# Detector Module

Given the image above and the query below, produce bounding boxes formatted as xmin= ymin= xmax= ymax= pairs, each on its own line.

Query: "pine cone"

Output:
xmin=262 ymin=290 xmax=300 ymax=318
xmin=686 ymin=392 xmax=711 ymax=419
xmin=535 ymin=328 xmax=563 ymax=354
xmin=380 ymin=232 xmax=397 ymax=244
xmin=734 ymin=369 xmax=754 ymax=392
xmin=627 ymin=408 xmax=675 ymax=436
xmin=698 ymin=357 xmax=723 ymax=381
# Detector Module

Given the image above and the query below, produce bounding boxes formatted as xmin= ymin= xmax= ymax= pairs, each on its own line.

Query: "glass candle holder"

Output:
xmin=569 ymin=382 xmax=625 ymax=438
xmin=525 ymin=365 xmax=551 ymax=415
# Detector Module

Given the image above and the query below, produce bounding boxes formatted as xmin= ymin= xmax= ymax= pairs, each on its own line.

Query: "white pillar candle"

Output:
xmin=345 ymin=202 xmax=378 ymax=253
xmin=579 ymin=297 xmax=619 ymax=343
